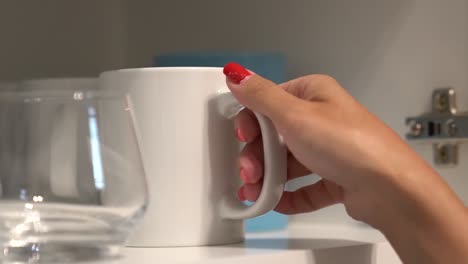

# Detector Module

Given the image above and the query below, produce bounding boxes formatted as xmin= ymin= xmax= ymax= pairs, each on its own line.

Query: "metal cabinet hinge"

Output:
xmin=405 ymin=88 xmax=467 ymax=166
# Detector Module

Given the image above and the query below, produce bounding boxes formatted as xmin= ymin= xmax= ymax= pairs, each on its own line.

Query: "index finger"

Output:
xmin=234 ymin=108 xmax=260 ymax=143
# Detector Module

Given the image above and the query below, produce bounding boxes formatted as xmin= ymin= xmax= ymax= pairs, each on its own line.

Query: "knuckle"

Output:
xmin=245 ymin=77 xmax=278 ymax=98
xmin=302 ymin=74 xmax=344 ymax=100
xmin=305 ymin=74 xmax=338 ymax=86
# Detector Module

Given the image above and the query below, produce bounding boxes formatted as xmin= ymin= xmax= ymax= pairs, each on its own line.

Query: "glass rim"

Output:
xmin=100 ymin=66 xmax=224 ymax=76
xmin=0 ymin=89 xmax=126 ymax=101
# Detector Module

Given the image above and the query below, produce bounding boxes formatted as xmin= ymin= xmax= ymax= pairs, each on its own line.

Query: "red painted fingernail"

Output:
xmin=223 ymin=62 xmax=252 ymax=84
xmin=240 ymin=168 xmax=250 ymax=183
xmin=236 ymin=128 xmax=247 ymax=142
xmin=237 ymin=187 xmax=246 ymax=201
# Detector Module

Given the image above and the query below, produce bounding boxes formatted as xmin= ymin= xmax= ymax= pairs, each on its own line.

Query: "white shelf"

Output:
xmin=101 ymin=224 xmax=400 ymax=264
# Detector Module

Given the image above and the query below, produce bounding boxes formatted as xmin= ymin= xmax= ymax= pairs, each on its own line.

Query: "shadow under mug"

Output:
xmin=100 ymin=67 xmax=288 ymax=247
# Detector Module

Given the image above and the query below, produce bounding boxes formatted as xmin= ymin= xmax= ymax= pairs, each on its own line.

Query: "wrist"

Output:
xmin=368 ymin=157 xmax=468 ymax=263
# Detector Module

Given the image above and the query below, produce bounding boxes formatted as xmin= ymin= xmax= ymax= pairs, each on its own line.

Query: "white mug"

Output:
xmin=99 ymin=67 xmax=287 ymax=247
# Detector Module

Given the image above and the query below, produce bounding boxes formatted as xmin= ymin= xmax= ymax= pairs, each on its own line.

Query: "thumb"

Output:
xmin=223 ymin=62 xmax=300 ymax=122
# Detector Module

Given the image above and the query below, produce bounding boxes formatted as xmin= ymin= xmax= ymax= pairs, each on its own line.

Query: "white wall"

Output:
xmin=126 ymin=0 xmax=468 ymax=226
xmin=0 ymin=0 xmax=126 ymax=81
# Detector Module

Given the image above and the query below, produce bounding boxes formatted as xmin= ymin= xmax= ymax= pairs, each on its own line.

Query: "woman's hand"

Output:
xmin=223 ymin=62 xmax=468 ymax=264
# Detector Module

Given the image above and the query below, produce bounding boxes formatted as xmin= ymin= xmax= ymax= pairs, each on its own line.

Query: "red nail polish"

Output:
xmin=237 ymin=187 xmax=246 ymax=201
xmin=240 ymin=168 xmax=249 ymax=183
xmin=223 ymin=62 xmax=251 ymax=84
xmin=236 ymin=128 xmax=247 ymax=142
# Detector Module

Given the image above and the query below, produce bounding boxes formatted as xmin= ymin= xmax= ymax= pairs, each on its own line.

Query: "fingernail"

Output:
xmin=236 ymin=128 xmax=247 ymax=142
xmin=240 ymin=168 xmax=250 ymax=183
xmin=223 ymin=62 xmax=252 ymax=84
xmin=237 ymin=187 xmax=246 ymax=201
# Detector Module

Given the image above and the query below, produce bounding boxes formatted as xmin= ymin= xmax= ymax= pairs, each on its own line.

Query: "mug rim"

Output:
xmin=20 ymin=77 xmax=98 ymax=86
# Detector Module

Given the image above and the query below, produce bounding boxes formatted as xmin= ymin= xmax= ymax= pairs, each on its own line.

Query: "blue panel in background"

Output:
xmin=153 ymin=52 xmax=288 ymax=232
xmin=154 ymin=52 xmax=286 ymax=84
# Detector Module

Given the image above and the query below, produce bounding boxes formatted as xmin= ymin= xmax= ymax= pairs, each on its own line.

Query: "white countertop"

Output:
xmin=97 ymin=224 xmax=401 ymax=264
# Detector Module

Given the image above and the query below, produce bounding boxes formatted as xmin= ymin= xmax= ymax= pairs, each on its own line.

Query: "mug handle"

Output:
xmin=49 ymin=105 xmax=79 ymax=198
xmin=217 ymin=91 xmax=287 ymax=219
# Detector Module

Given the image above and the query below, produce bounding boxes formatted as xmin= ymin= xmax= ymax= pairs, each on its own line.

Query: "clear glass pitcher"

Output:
xmin=0 ymin=89 xmax=148 ymax=263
